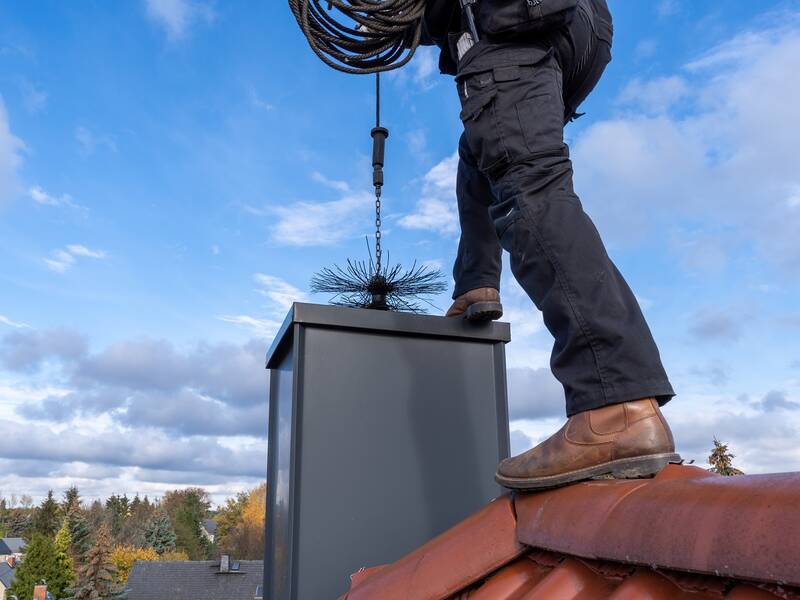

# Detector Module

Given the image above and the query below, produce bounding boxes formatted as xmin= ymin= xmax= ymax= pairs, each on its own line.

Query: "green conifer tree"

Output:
xmin=0 ymin=498 xmax=9 ymax=537
xmin=7 ymin=509 xmax=32 ymax=538
xmin=67 ymin=524 xmax=126 ymax=600
xmin=143 ymin=510 xmax=177 ymax=555
xmin=30 ymin=490 xmax=61 ymax=539
xmin=62 ymin=487 xmax=81 ymax=513
xmin=9 ymin=533 xmax=71 ymax=600
xmin=67 ymin=507 xmax=92 ymax=563
xmin=708 ymin=438 xmax=744 ymax=476
xmin=105 ymin=495 xmax=130 ymax=540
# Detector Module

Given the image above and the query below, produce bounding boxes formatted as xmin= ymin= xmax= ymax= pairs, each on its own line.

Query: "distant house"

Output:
xmin=0 ymin=539 xmax=25 ymax=562
xmin=0 ymin=556 xmax=18 ymax=600
xmin=201 ymin=518 xmax=217 ymax=543
xmin=126 ymin=557 xmax=262 ymax=600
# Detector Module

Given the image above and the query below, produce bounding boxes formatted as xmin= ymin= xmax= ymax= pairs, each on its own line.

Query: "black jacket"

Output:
xmin=421 ymin=0 xmax=599 ymax=76
xmin=421 ymin=0 xmax=461 ymax=75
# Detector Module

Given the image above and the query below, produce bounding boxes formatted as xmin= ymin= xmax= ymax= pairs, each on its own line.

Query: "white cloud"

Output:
xmin=387 ymin=45 xmax=439 ymax=92
xmin=253 ymin=273 xmax=307 ymax=312
xmin=219 ymin=274 xmax=307 ymax=337
xmin=311 ymin=171 xmax=350 ymax=193
xmin=19 ymin=80 xmax=48 ymax=114
xmin=787 ymin=185 xmax=800 ymax=208
xmin=499 ymin=267 xmax=550 ymax=369
xmin=617 ymin=76 xmax=690 ymax=115
xmin=248 ymin=87 xmax=274 ymax=111
xmin=0 ymin=97 xmax=25 ymax=205
xmin=510 ymin=429 xmax=533 ymax=456
xmin=270 ymin=189 xmax=374 ymax=246
xmin=75 ymin=126 xmax=117 ymax=155
xmin=657 ymin=0 xmax=679 ymax=18
xmin=634 ymin=39 xmax=658 ymax=60
xmin=0 ymin=316 xmax=29 ymax=329
xmin=66 ymin=244 xmax=106 ymax=259
xmin=399 ymin=152 xmax=459 ymax=235
xmin=412 ymin=46 xmax=438 ymax=88
xmin=28 ymin=185 xmax=84 ymax=210
xmin=44 ymin=250 xmax=75 ymax=273
xmin=421 ymin=258 xmax=443 ymax=270
xmin=688 ymin=306 xmax=745 ymax=341
xmin=44 ymin=245 xmax=106 ymax=272
xmin=405 ymin=129 xmax=429 ymax=160
xmin=144 ymin=0 xmax=215 ymax=41
xmin=571 ymin=17 xmax=800 ymax=274
xmin=217 ymin=315 xmax=281 ymax=338
xmin=663 ymin=388 xmax=800 ymax=473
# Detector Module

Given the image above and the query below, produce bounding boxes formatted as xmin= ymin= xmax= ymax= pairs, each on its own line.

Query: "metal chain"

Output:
xmin=375 ymin=189 xmax=382 ymax=274
xmin=374 ymin=73 xmax=382 ymax=274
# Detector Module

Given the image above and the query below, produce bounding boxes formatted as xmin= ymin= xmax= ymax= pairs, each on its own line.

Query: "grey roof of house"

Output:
xmin=126 ymin=560 xmax=263 ymax=600
xmin=202 ymin=518 xmax=217 ymax=536
xmin=0 ymin=538 xmax=25 ymax=555
xmin=0 ymin=561 xmax=16 ymax=588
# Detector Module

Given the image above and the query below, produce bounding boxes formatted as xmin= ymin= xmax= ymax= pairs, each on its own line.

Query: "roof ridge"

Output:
xmin=340 ymin=465 xmax=800 ymax=599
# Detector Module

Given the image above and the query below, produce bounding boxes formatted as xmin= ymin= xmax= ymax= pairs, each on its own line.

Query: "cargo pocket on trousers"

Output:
xmin=515 ymin=92 xmax=564 ymax=154
xmin=459 ymin=87 xmax=509 ymax=175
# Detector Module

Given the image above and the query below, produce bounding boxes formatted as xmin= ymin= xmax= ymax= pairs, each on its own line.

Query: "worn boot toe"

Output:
xmin=496 ymin=398 xmax=681 ymax=490
xmin=446 ymin=287 xmax=502 ymax=321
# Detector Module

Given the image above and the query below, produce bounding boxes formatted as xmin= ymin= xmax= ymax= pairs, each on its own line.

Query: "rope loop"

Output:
xmin=288 ymin=0 xmax=427 ymax=74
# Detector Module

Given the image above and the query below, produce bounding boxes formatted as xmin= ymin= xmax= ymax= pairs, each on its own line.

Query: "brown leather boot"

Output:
xmin=446 ymin=287 xmax=503 ymax=321
xmin=495 ymin=398 xmax=681 ymax=490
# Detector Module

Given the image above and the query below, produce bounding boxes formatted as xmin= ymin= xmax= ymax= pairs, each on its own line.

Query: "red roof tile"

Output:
xmin=341 ymin=466 xmax=800 ymax=600
xmin=453 ymin=557 xmax=548 ymax=599
xmin=515 ymin=465 xmax=800 ymax=587
xmin=341 ymin=495 xmax=524 ymax=600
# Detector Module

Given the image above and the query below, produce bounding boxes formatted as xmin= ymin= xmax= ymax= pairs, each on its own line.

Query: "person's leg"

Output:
xmin=448 ymin=133 xmax=504 ymax=319
xmin=458 ymin=43 xmax=674 ymax=415
xmin=456 ymin=40 xmax=677 ymax=487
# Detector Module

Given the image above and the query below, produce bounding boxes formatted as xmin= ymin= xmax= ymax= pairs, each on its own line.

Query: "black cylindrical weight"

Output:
xmin=371 ymin=127 xmax=389 ymax=167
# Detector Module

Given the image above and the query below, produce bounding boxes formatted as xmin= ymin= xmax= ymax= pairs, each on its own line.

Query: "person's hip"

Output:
xmin=551 ymin=0 xmax=613 ymax=119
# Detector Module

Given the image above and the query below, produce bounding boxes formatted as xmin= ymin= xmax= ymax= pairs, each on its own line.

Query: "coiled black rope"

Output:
xmin=288 ymin=0 xmax=427 ymax=74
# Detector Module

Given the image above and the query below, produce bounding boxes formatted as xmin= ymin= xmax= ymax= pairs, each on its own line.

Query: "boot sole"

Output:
xmin=465 ymin=301 xmax=503 ymax=322
xmin=495 ymin=452 xmax=683 ymax=491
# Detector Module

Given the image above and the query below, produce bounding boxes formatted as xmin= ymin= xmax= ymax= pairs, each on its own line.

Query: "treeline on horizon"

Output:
xmin=0 ymin=483 xmax=266 ymax=600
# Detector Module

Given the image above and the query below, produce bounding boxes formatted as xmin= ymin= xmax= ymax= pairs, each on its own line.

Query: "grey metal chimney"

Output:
xmin=264 ymin=303 xmax=511 ymax=599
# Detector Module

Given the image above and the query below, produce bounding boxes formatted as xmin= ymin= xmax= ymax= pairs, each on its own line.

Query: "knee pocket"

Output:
xmin=516 ymin=93 xmax=564 ymax=154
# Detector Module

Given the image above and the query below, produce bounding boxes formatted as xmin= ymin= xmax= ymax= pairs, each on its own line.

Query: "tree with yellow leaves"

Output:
xmin=55 ymin=520 xmax=75 ymax=589
xmin=159 ymin=550 xmax=189 ymax=561
xmin=111 ymin=545 xmax=159 ymax=583
xmin=215 ymin=483 xmax=266 ymax=559
xmin=109 ymin=546 xmax=191 ymax=584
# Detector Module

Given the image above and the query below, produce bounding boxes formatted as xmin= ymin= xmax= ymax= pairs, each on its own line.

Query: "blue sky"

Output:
xmin=0 ymin=0 xmax=799 ymax=504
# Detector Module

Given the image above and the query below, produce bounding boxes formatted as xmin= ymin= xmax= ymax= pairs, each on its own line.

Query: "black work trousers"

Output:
xmin=452 ymin=0 xmax=674 ymax=416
